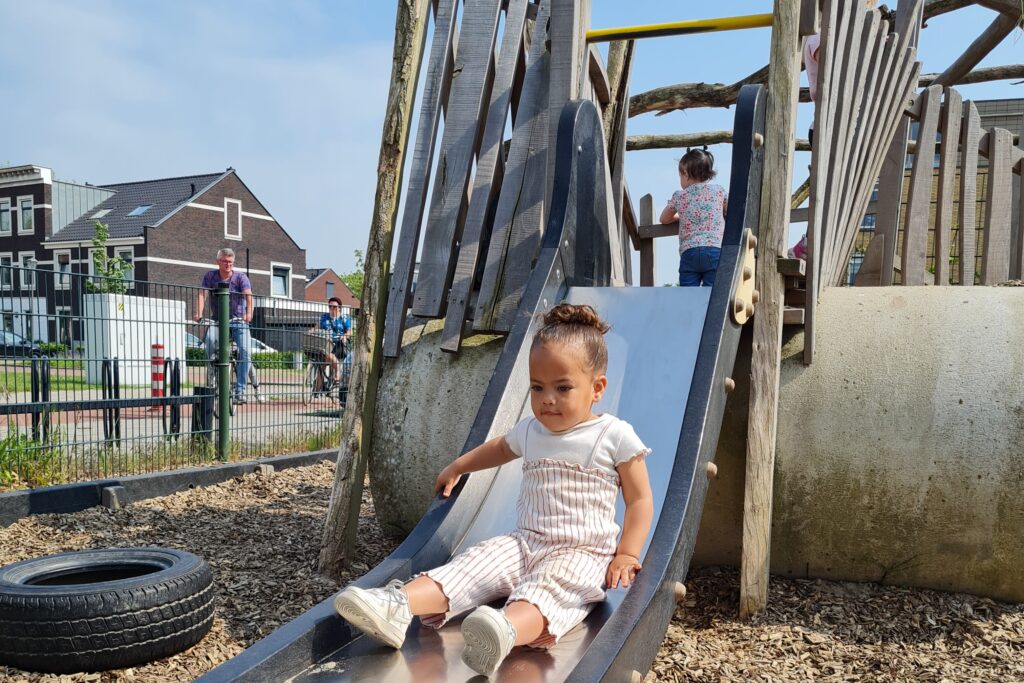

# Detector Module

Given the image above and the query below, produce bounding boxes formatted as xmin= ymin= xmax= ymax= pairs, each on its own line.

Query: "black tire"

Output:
xmin=0 ymin=548 xmax=214 ymax=674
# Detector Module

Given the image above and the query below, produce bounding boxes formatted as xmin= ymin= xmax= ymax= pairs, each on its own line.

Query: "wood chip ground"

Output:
xmin=1 ymin=461 xmax=1021 ymax=682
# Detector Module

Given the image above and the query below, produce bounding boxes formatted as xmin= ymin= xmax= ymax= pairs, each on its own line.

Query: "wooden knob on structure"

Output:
xmin=724 ymin=377 xmax=736 ymax=393
xmin=753 ymin=133 xmax=764 ymax=148
xmin=751 ymin=289 xmax=760 ymax=304
xmin=745 ymin=303 xmax=754 ymax=318
xmin=743 ymin=266 xmax=753 ymax=281
xmin=630 ymin=671 xmax=644 ymax=683
xmin=747 ymin=233 xmax=758 ymax=249
xmin=734 ymin=299 xmax=745 ymax=314
xmin=707 ymin=462 xmax=718 ymax=479
xmin=674 ymin=581 xmax=687 ymax=603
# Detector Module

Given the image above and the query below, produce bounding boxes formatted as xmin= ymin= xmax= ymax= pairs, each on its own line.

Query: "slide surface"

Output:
xmin=198 ymin=85 xmax=765 ymax=683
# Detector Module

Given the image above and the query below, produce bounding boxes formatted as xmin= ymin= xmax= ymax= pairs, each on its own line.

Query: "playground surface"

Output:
xmin=1 ymin=461 xmax=1020 ymax=683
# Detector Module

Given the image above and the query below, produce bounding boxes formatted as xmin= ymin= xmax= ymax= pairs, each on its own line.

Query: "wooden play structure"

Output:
xmin=201 ymin=0 xmax=1024 ymax=680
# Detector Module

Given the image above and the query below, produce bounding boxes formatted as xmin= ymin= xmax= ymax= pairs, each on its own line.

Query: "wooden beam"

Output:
xmin=958 ymin=101 xmax=982 ymax=286
xmin=901 ymin=84 xmax=942 ymax=286
xmin=474 ymin=0 xmax=552 ymax=332
xmin=740 ymin=0 xmax=801 ymax=621
xmin=933 ymin=88 xmax=962 ymax=285
xmin=639 ymin=194 xmax=656 ymax=286
xmin=319 ymin=0 xmax=432 ymax=576
xmin=440 ymin=0 xmax=530 ymax=353
xmin=637 ymin=223 xmax=678 ymax=239
xmin=981 ymin=127 xmax=1014 ymax=284
xmin=412 ymin=0 xmax=504 ymax=318
xmin=777 ymin=257 xmax=806 ymax=276
xmin=799 ymin=0 xmax=820 ymax=36
xmin=588 ymin=44 xmax=611 ymax=105
xmin=382 ymin=0 xmax=460 ymax=357
xmin=930 ymin=13 xmax=1021 ymax=88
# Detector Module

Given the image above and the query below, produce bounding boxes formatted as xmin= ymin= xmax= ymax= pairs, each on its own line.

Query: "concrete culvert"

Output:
xmin=0 ymin=547 xmax=214 ymax=674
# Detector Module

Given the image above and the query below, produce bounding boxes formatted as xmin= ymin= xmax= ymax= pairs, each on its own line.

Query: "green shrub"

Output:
xmin=253 ymin=351 xmax=294 ymax=369
xmin=186 ymin=346 xmax=208 ymax=367
xmin=39 ymin=342 xmax=68 ymax=357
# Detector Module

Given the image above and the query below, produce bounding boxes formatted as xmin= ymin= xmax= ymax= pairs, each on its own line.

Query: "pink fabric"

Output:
xmin=804 ymin=34 xmax=821 ymax=102
xmin=667 ymin=182 xmax=728 ymax=255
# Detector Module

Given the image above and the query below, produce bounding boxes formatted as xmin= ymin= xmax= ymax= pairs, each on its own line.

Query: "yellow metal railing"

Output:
xmin=586 ymin=13 xmax=773 ymax=43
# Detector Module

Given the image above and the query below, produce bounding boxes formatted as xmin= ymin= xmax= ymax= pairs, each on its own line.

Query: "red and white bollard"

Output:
xmin=150 ymin=343 xmax=164 ymax=411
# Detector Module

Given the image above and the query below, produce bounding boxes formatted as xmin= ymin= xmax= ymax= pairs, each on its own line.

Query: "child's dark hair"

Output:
xmin=678 ymin=148 xmax=716 ymax=182
xmin=328 ymin=296 xmax=343 ymax=306
xmin=532 ymin=304 xmax=611 ymax=375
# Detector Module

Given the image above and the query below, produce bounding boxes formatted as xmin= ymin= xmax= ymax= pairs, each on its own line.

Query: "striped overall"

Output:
xmin=423 ymin=419 xmax=620 ymax=647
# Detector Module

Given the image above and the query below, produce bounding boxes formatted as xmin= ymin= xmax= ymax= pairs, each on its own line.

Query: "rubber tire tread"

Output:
xmin=0 ymin=548 xmax=214 ymax=674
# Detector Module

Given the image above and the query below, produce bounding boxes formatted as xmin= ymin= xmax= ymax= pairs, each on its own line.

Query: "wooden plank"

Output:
xmin=799 ymin=0 xmax=820 ymax=36
xmin=782 ymin=306 xmax=806 ymax=325
xmin=440 ymin=0 xmax=530 ymax=353
xmin=382 ymin=0 xmax=460 ymax=357
xmin=637 ymin=223 xmax=677 ymax=239
xmin=1015 ymin=170 xmax=1024 ymax=279
xmin=588 ymin=44 xmax=611 ymax=105
xmin=547 ymin=0 xmax=585 ymax=194
xmin=777 ymin=257 xmax=806 ymax=276
xmin=473 ymin=0 xmax=552 ymax=332
xmin=875 ymin=0 xmax=924 ymax=286
xmin=412 ymin=0 xmax=504 ymax=318
xmin=835 ymin=37 xmax=919 ymax=286
xmin=933 ymin=87 xmax=963 ymax=285
xmin=622 ymin=183 xmax=640 ymax=249
xmin=639 ymin=194 xmax=656 ymax=286
xmin=900 ymin=84 xmax=942 ymax=286
xmin=980 ymin=127 xmax=1014 ymax=284
xmin=818 ymin=0 xmax=863 ymax=286
xmin=602 ymin=40 xmax=635 ymax=284
xmin=740 ymin=0 xmax=801 ymax=621
xmin=958 ymin=101 xmax=981 ymax=286
xmin=823 ymin=10 xmax=880 ymax=282
xmin=853 ymin=233 xmax=885 ymax=285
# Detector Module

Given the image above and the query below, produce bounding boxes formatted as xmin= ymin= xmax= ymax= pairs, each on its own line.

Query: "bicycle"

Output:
xmin=302 ymin=330 xmax=343 ymax=405
xmin=196 ymin=318 xmax=240 ymax=417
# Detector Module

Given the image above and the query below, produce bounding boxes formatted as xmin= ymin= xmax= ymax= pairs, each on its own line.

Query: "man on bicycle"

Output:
xmin=194 ymin=248 xmax=254 ymax=404
xmin=319 ymin=296 xmax=351 ymax=386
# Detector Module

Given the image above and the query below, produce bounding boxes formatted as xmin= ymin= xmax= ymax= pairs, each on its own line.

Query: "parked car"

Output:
xmin=0 ymin=331 xmax=41 ymax=357
xmin=251 ymin=338 xmax=277 ymax=353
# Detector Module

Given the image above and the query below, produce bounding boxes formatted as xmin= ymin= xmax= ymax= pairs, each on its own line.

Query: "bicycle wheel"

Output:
xmin=303 ymin=362 xmax=318 ymax=405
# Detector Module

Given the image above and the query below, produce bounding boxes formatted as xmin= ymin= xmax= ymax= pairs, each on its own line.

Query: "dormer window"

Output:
xmin=92 ymin=208 xmax=112 ymax=219
xmin=127 ymin=205 xmax=152 ymax=217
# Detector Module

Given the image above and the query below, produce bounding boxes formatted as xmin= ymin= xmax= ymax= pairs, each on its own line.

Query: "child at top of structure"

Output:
xmin=659 ymin=149 xmax=729 ymax=287
xmin=334 ymin=303 xmax=654 ymax=677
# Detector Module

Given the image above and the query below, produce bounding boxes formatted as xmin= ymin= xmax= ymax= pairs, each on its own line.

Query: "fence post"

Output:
xmin=150 ymin=342 xmax=164 ymax=412
xmin=40 ymin=356 xmax=51 ymax=442
xmin=216 ymin=283 xmax=230 ymax=462
xmin=30 ymin=356 xmax=40 ymax=441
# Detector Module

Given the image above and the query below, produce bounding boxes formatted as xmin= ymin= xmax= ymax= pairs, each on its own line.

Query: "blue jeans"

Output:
xmin=678 ymin=246 xmax=721 ymax=287
xmin=205 ymin=321 xmax=252 ymax=396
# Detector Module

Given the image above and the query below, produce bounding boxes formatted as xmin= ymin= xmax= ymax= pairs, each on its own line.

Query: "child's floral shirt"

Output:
xmin=668 ymin=182 xmax=728 ymax=255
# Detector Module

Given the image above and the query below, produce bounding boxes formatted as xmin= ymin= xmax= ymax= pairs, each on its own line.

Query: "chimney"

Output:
xmin=190 ymin=182 xmax=195 ymax=196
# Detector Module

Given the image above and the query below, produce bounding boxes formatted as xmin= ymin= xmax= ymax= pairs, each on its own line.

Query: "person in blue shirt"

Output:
xmin=319 ymin=297 xmax=352 ymax=385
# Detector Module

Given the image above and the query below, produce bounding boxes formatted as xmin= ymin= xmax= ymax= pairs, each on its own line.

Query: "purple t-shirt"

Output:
xmin=201 ymin=270 xmax=252 ymax=320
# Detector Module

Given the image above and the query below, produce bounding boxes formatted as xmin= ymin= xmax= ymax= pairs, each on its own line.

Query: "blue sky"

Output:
xmin=2 ymin=1 xmax=1020 ymax=285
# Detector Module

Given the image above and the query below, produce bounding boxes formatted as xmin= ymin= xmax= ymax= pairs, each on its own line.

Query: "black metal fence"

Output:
xmin=0 ymin=263 xmax=353 ymax=490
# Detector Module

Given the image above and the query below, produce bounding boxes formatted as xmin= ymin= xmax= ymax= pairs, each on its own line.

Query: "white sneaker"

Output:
xmin=461 ymin=606 xmax=517 ymax=677
xmin=254 ymin=393 xmax=267 ymax=404
xmin=334 ymin=580 xmax=412 ymax=649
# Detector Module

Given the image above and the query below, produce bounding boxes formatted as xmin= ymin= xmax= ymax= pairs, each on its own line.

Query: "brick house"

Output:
xmin=0 ymin=164 xmax=306 ymax=343
xmin=305 ymin=267 xmax=360 ymax=310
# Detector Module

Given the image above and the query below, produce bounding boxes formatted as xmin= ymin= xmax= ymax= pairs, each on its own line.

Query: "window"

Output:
xmin=127 ymin=205 xmax=152 ymax=217
xmin=92 ymin=208 xmax=112 ymax=219
xmin=325 ymin=281 xmax=334 ymax=299
xmin=0 ymin=200 xmax=10 ymax=235
xmin=861 ymin=214 xmax=877 ymax=231
xmin=55 ymin=306 xmax=73 ymax=345
xmin=0 ymin=254 xmax=11 ymax=290
xmin=55 ymin=251 xmax=72 ymax=289
xmin=115 ymin=247 xmax=135 ymax=288
xmin=224 ymin=199 xmax=242 ymax=239
xmin=18 ymin=198 xmax=33 ymax=234
xmin=19 ymin=252 xmax=35 ymax=289
xmin=1 ymin=310 xmax=12 ymax=333
xmin=271 ymin=263 xmax=291 ymax=298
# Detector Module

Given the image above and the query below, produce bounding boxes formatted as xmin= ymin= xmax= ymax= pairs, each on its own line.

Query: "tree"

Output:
xmin=84 ymin=220 xmax=130 ymax=294
xmin=340 ymin=250 xmax=364 ymax=300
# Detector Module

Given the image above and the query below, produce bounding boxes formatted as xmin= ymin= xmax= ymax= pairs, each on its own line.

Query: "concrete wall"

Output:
xmin=694 ymin=287 xmax=1024 ymax=603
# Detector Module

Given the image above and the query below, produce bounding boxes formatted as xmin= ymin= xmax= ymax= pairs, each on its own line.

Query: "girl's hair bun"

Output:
xmin=542 ymin=304 xmax=611 ymax=333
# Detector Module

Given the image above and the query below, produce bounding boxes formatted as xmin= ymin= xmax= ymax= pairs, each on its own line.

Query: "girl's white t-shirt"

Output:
xmin=504 ymin=414 xmax=650 ymax=477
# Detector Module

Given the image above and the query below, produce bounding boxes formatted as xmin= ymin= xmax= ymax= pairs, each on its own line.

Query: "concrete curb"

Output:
xmin=0 ymin=450 xmax=337 ymax=528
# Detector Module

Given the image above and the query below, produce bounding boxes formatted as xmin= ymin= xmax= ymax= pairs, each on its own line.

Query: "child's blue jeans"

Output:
xmin=678 ymin=246 xmax=721 ymax=287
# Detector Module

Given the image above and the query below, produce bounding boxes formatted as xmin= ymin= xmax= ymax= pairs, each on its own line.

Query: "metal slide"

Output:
xmin=198 ymin=85 xmax=765 ymax=683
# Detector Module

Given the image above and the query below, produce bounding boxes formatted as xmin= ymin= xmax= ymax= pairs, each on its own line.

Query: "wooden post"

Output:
xmin=319 ymin=0 xmax=432 ymax=577
xmin=740 ymin=0 xmax=802 ymax=620
xmin=639 ymin=194 xmax=656 ymax=286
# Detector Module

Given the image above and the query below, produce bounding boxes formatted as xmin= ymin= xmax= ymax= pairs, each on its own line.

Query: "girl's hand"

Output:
xmin=606 ymin=553 xmax=641 ymax=589
xmin=434 ymin=461 xmax=463 ymax=497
